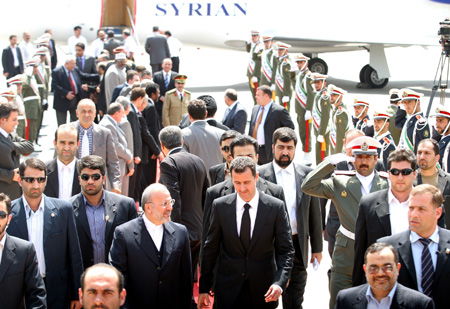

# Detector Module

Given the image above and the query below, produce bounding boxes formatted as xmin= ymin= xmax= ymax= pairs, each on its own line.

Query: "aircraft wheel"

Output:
xmin=364 ymin=65 xmax=389 ymax=88
xmin=309 ymin=58 xmax=328 ymax=75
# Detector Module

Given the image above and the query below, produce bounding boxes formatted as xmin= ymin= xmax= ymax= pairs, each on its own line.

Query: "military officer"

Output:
xmin=246 ymin=30 xmax=263 ymax=104
xmin=352 ymin=99 xmax=371 ymax=135
xmin=274 ymin=42 xmax=293 ymax=110
xmin=373 ymin=109 xmax=396 ymax=169
xmin=387 ymin=88 xmax=402 ymax=145
xmin=301 ymin=136 xmax=389 ymax=309
xmin=396 ymin=88 xmax=430 ymax=154
xmin=430 ymin=105 xmax=450 ymax=171
xmin=162 ymin=74 xmax=191 ymax=127
xmin=6 ymin=75 xmax=26 ymax=138
xmin=260 ymin=35 xmax=277 ymax=87
xmin=328 ymin=84 xmax=350 ymax=155
xmin=293 ymin=54 xmax=314 ymax=164
xmin=310 ymin=73 xmax=331 ymax=165
xmin=33 ymin=47 xmax=49 ymax=145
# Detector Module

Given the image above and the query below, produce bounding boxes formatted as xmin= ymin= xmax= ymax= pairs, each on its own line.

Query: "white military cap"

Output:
xmin=347 ymin=136 xmax=381 ymax=155
xmin=430 ymin=105 xmax=450 ymax=118
xmin=400 ymin=88 xmax=423 ymax=101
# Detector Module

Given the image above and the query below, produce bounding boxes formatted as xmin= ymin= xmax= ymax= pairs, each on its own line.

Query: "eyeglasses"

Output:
xmin=367 ymin=265 xmax=394 ymax=274
xmin=80 ymin=173 xmax=102 ymax=181
xmin=22 ymin=177 xmax=46 ymax=183
xmin=0 ymin=211 xmax=7 ymax=219
xmin=147 ymin=199 xmax=175 ymax=208
xmin=221 ymin=146 xmax=231 ymax=152
xmin=389 ymin=168 xmax=414 ymax=176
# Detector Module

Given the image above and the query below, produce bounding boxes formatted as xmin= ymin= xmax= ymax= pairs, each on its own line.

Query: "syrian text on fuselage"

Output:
xmin=155 ymin=3 xmax=248 ymax=16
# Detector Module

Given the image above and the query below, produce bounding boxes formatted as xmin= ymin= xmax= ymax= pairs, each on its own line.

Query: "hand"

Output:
xmin=70 ymin=300 xmax=82 ymax=309
xmin=160 ymin=96 xmax=165 ymax=102
xmin=96 ymin=86 xmax=101 ymax=93
xmin=126 ymin=158 xmax=133 ymax=164
xmin=328 ymin=153 xmax=354 ymax=165
xmin=198 ymin=293 xmax=211 ymax=308
xmin=3 ymin=72 xmax=8 ymax=77
xmin=317 ymin=135 xmax=324 ymax=143
xmin=42 ymin=99 xmax=48 ymax=106
xmin=305 ymin=110 xmax=312 ymax=121
xmin=270 ymin=84 xmax=276 ymax=92
xmin=264 ymin=285 xmax=282 ymax=302
xmin=151 ymin=154 xmax=156 ymax=159
xmin=99 ymin=110 xmax=104 ymax=117
xmin=134 ymin=156 xmax=141 ymax=164
xmin=13 ymin=169 xmax=20 ymax=182
xmin=66 ymin=91 xmax=75 ymax=100
xmin=81 ymin=84 xmax=88 ymax=91
xmin=126 ymin=168 xmax=134 ymax=177
xmin=111 ymin=188 xmax=121 ymax=194
xmin=158 ymin=152 xmax=165 ymax=162
xmin=310 ymin=252 xmax=322 ymax=264
xmin=282 ymin=96 xmax=290 ymax=103
xmin=252 ymin=76 xmax=258 ymax=83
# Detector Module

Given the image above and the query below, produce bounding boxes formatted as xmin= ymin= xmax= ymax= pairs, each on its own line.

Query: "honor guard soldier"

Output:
xmin=22 ymin=57 xmax=42 ymax=148
xmin=260 ymin=35 xmax=276 ymax=87
xmin=310 ymin=73 xmax=331 ymax=165
xmin=33 ymin=47 xmax=49 ymax=143
xmin=387 ymin=88 xmax=402 ymax=145
xmin=162 ymin=74 xmax=191 ymax=126
xmin=302 ymin=136 xmax=389 ymax=309
xmin=430 ymin=105 xmax=450 ymax=171
xmin=396 ymin=88 xmax=430 ymax=154
xmin=34 ymin=36 xmax=52 ymax=74
xmin=6 ymin=75 xmax=26 ymax=138
xmin=293 ymin=54 xmax=315 ymax=163
xmin=275 ymin=42 xmax=293 ymax=110
xmin=328 ymin=84 xmax=350 ymax=155
xmin=246 ymin=30 xmax=263 ymax=104
xmin=373 ymin=109 xmax=396 ymax=169
xmin=352 ymin=99 xmax=371 ymax=135
xmin=34 ymin=46 xmax=51 ymax=96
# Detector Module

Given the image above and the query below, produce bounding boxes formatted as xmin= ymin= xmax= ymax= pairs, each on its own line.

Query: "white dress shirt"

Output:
xmin=123 ymin=36 xmax=137 ymax=58
xmin=411 ymin=227 xmax=439 ymax=293
xmin=0 ymin=127 xmax=9 ymax=139
xmin=388 ymin=189 xmax=410 ymax=235
xmin=366 ymin=282 xmax=397 ymax=309
xmin=11 ymin=46 xmax=20 ymax=67
xmin=0 ymin=234 xmax=6 ymax=265
xmin=91 ymin=38 xmax=105 ymax=58
xmin=356 ymin=171 xmax=375 ymax=196
xmin=143 ymin=214 xmax=164 ymax=251
xmin=255 ymin=101 xmax=272 ymax=145
xmin=274 ymin=161 xmax=297 ymax=235
xmin=236 ymin=190 xmax=259 ymax=237
xmin=167 ymin=36 xmax=183 ymax=57
xmin=67 ymin=35 xmax=88 ymax=55
xmin=56 ymin=158 xmax=76 ymax=200
xmin=23 ymin=196 xmax=46 ymax=277
xmin=19 ymin=41 xmax=34 ymax=62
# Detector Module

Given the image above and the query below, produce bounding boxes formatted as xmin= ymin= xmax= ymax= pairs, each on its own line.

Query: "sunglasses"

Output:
xmin=0 ymin=211 xmax=7 ymax=219
xmin=367 ymin=265 xmax=394 ymax=274
xmin=221 ymin=146 xmax=230 ymax=152
xmin=80 ymin=173 xmax=102 ymax=181
xmin=389 ymin=168 xmax=414 ymax=176
xmin=22 ymin=177 xmax=46 ymax=183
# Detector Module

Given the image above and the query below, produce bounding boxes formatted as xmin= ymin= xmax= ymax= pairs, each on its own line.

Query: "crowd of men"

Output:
xmin=1 ymin=26 xmax=450 ymax=309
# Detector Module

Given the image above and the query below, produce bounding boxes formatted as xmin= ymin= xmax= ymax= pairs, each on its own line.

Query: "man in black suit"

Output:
xmin=209 ymin=130 xmax=241 ymax=186
xmin=336 ymin=243 xmax=434 ymax=308
xmin=70 ymin=155 xmax=138 ymax=269
xmin=378 ymin=184 xmax=450 ymax=308
xmin=222 ymin=88 xmax=248 ymax=134
xmin=103 ymin=31 xmax=123 ymax=61
xmin=75 ymin=42 xmax=98 ymax=99
xmin=0 ymin=193 xmax=47 ymax=309
xmin=152 ymin=58 xmax=177 ymax=124
xmin=2 ymin=35 xmax=24 ymax=79
xmin=145 ymin=26 xmax=171 ymax=74
xmin=249 ymin=85 xmax=295 ymax=165
xmin=44 ymin=29 xmax=57 ymax=70
xmin=44 ymin=124 xmax=81 ymax=199
xmin=110 ymin=183 xmax=193 ymax=308
xmin=258 ymin=127 xmax=322 ymax=309
xmin=199 ymin=157 xmax=294 ymax=308
xmin=7 ymin=158 xmax=84 ymax=309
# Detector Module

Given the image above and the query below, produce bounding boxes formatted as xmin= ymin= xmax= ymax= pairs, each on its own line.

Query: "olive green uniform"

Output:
xmin=275 ymin=55 xmax=293 ymax=111
xmin=246 ymin=41 xmax=263 ymax=104
xmin=330 ymin=103 xmax=350 ymax=154
xmin=34 ymin=64 xmax=48 ymax=143
xmin=260 ymin=47 xmax=277 ymax=87
xmin=21 ymin=72 xmax=41 ymax=142
xmin=387 ymin=104 xmax=402 ymax=145
xmin=312 ymin=89 xmax=331 ymax=164
xmin=293 ymin=69 xmax=314 ymax=153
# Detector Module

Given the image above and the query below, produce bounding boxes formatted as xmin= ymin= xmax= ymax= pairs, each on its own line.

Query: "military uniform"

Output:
xmin=246 ymin=31 xmax=263 ymax=104
xmin=33 ymin=50 xmax=48 ymax=143
xmin=301 ymin=138 xmax=389 ymax=309
xmin=311 ymin=73 xmax=331 ymax=165
xmin=430 ymin=106 xmax=450 ymax=172
xmin=6 ymin=76 xmax=27 ymax=138
xmin=260 ymin=37 xmax=277 ymax=87
xmin=328 ymin=85 xmax=350 ymax=155
xmin=162 ymin=88 xmax=191 ymax=127
xmin=376 ymin=132 xmax=396 ymax=169
xmin=275 ymin=45 xmax=293 ymax=111
xmin=22 ymin=59 xmax=41 ymax=143
xmin=387 ymin=89 xmax=402 ymax=145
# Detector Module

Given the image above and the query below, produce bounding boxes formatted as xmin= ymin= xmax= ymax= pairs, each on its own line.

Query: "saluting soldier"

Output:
xmin=274 ymin=42 xmax=293 ymax=110
xmin=301 ymin=136 xmax=389 ymax=309
xmin=328 ymin=84 xmax=350 ymax=155
xmin=162 ymin=74 xmax=191 ymax=127
xmin=33 ymin=47 xmax=49 ymax=144
xmin=6 ymin=75 xmax=27 ymax=138
xmin=396 ymin=88 xmax=430 ymax=154
xmin=430 ymin=105 xmax=450 ymax=171
xmin=373 ymin=109 xmax=396 ymax=169
xmin=387 ymin=88 xmax=402 ymax=145
xmin=246 ymin=30 xmax=263 ymax=104
xmin=260 ymin=35 xmax=276 ymax=87
xmin=352 ymin=99 xmax=371 ymax=135
xmin=310 ymin=73 xmax=331 ymax=165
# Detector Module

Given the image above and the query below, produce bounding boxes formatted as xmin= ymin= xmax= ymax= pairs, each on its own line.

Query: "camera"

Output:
xmin=439 ymin=19 xmax=450 ymax=53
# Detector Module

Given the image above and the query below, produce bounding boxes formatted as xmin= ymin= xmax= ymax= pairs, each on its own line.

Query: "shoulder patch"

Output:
xmin=378 ymin=171 xmax=389 ymax=178
xmin=382 ymin=137 xmax=391 ymax=144
xmin=363 ymin=118 xmax=368 ymax=123
xmin=184 ymin=90 xmax=191 ymax=94
xmin=166 ymin=89 xmax=176 ymax=94
xmin=416 ymin=115 xmax=426 ymax=124
xmin=334 ymin=170 xmax=356 ymax=176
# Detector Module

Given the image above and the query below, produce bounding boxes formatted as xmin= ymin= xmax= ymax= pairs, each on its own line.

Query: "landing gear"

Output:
xmin=308 ymin=58 xmax=328 ymax=75
xmin=359 ymin=64 xmax=389 ymax=88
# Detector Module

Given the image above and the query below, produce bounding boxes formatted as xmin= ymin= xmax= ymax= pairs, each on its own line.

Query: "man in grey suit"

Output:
xmin=103 ymin=30 xmax=123 ymax=61
xmin=0 ymin=103 xmax=34 ymax=200
xmin=145 ymin=26 xmax=170 ymax=74
xmin=70 ymin=99 xmax=122 ymax=194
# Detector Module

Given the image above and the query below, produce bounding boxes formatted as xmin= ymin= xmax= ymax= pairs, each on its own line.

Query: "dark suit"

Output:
xmin=70 ymin=190 xmax=138 ymax=269
xmin=7 ymin=196 xmax=84 ymax=308
xmin=153 ymin=70 xmax=177 ymax=123
xmin=200 ymin=192 xmax=294 ymax=308
xmin=209 ymin=162 xmax=227 ymax=186
xmin=222 ymin=101 xmax=248 ymax=134
xmin=248 ymin=102 xmax=295 ymax=164
xmin=207 ymin=118 xmax=229 ymax=131
xmin=110 ymin=82 xmax=128 ymax=104
xmin=110 ymin=217 xmax=193 ymax=308
xmin=0 ymin=132 xmax=34 ymax=200
xmin=43 ymin=158 xmax=81 ymax=199
xmin=0 ymin=234 xmax=47 ymax=309
xmin=126 ymin=106 xmax=142 ymax=200
xmin=76 ymin=55 xmax=98 ymax=99
xmin=2 ymin=45 xmax=24 ymax=77
xmin=335 ymin=283 xmax=435 ymax=309
xmin=49 ymin=38 xmax=57 ymax=70
xmin=144 ymin=35 xmax=170 ymax=73
xmin=379 ymin=228 xmax=450 ymax=309
xmin=103 ymin=38 xmax=123 ymax=60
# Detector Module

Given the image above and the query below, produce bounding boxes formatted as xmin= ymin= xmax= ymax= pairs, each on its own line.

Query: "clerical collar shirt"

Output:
xmin=56 ymin=158 xmax=76 ymax=200
xmin=365 ymin=282 xmax=397 ymax=309
xmin=236 ymin=190 xmax=259 ymax=237
xmin=356 ymin=171 xmax=375 ymax=196
xmin=23 ymin=196 xmax=46 ymax=277
xmin=273 ymin=161 xmax=297 ymax=235
xmin=143 ymin=214 xmax=164 ymax=251
xmin=411 ymin=227 xmax=439 ymax=293
xmin=0 ymin=234 xmax=6 ymax=265
xmin=83 ymin=193 xmax=106 ymax=264
xmin=255 ymin=102 xmax=272 ymax=145
xmin=388 ymin=189 xmax=410 ymax=235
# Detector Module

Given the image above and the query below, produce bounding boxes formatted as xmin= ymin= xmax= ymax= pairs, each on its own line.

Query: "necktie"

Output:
xmin=79 ymin=57 xmax=84 ymax=71
xmin=419 ymin=238 xmax=435 ymax=297
xmin=180 ymin=93 xmax=183 ymax=101
xmin=252 ymin=106 xmax=264 ymax=139
xmin=7 ymin=133 xmax=12 ymax=141
xmin=164 ymin=73 xmax=169 ymax=89
xmin=68 ymin=71 xmax=76 ymax=94
xmin=240 ymin=203 xmax=251 ymax=250
xmin=81 ymin=131 xmax=90 ymax=157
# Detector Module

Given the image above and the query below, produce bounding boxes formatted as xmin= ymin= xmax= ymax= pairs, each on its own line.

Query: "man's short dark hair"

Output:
xmin=55 ymin=124 xmax=79 ymax=143
xmin=19 ymin=158 xmax=47 ymax=177
xmin=273 ymin=127 xmax=297 ymax=146
xmin=126 ymin=70 xmax=138 ymax=83
xmin=107 ymin=102 xmax=123 ymax=116
xmin=80 ymin=263 xmax=124 ymax=292
xmin=257 ymin=85 xmax=272 ymax=97
xmin=135 ymin=65 xmax=146 ymax=74
xmin=153 ymin=26 xmax=159 ymax=32
xmin=74 ymin=26 xmax=82 ymax=31
xmin=165 ymin=30 xmax=172 ymax=37
xmin=145 ymin=83 xmax=160 ymax=97
xmin=230 ymin=157 xmax=256 ymax=177
xmin=224 ymin=89 xmax=238 ymax=101
xmin=230 ymin=135 xmax=258 ymax=157
xmin=418 ymin=138 xmax=440 ymax=156
xmin=9 ymin=35 xmax=17 ymax=41
xmin=187 ymin=99 xmax=207 ymax=120
xmin=141 ymin=70 xmax=152 ymax=79
xmin=159 ymin=126 xmax=182 ymax=149
xmin=220 ymin=130 xmax=241 ymax=145
xmin=364 ymin=243 xmax=399 ymax=265
xmin=77 ymin=155 xmax=106 ymax=176
xmin=0 ymin=102 xmax=19 ymax=119
xmin=123 ymin=29 xmax=131 ymax=36
xmin=197 ymin=95 xmax=217 ymax=117
xmin=130 ymin=87 xmax=146 ymax=102
xmin=75 ymin=42 xmax=85 ymax=50
xmin=107 ymin=30 xmax=114 ymax=38
xmin=0 ymin=193 xmax=12 ymax=215
xmin=410 ymin=184 xmax=444 ymax=209
xmin=387 ymin=148 xmax=417 ymax=170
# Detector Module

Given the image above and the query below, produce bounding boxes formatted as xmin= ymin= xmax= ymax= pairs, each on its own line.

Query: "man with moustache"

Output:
xmin=209 ymin=130 xmax=241 ymax=186
xmin=430 ymin=105 xmax=450 ymax=172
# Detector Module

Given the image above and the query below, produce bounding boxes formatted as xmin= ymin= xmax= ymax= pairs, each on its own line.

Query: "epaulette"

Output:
xmin=416 ymin=115 xmax=426 ymax=124
xmin=166 ymin=88 xmax=176 ymax=94
xmin=378 ymin=171 xmax=389 ymax=178
xmin=383 ymin=137 xmax=391 ymax=144
xmin=184 ymin=90 xmax=191 ymax=94
xmin=334 ymin=170 xmax=356 ymax=176
xmin=363 ymin=118 xmax=368 ymax=124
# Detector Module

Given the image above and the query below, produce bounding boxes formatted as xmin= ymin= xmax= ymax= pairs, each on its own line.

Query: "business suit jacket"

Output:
xmin=70 ymin=190 xmax=137 ymax=269
xmin=103 ymin=38 xmax=123 ymax=60
xmin=76 ymin=55 xmax=97 ymax=74
xmin=378 ymin=228 xmax=450 ymax=309
xmin=0 ymin=132 xmax=34 ymax=200
xmin=206 ymin=118 xmax=229 ymax=131
xmin=49 ymin=38 xmax=57 ymax=70
xmin=200 ymin=192 xmax=294 ymax=308
xmin=145 ymin=35 xmax=170 ymax=65
xmin=2 ymin=45 xmax=24 ymax=75
xmin=335 ymin=283 xmax=435 ymax=309
xmin=159 ymin=148 xmax=209 ymax=241
xmin=137 ymin=112 xmax=161 ymax=165
xmin=7 ymin=196 xmax=84 ymax=308
xmin=153 ymin=70 xmax=177 ymax=96
xmin=222 ymin=101 xmax=248 ymax=134
xmin=43 ymin=158 xmax=81 ymax=199
xmin=258 ymin=162 xmax=323 ymax=267
xmin=111 ymin=82 xmax=128 ymax=104
xmin=110 ymin=217 xmax=193 ymax=308
xmin=248 ymin=102 xmax=295 ymax=160
xmin=209 ymin=162 xmax=227 ymax=186
xmin=0 ymin=234 xmax=46 ymax=309
xmin=127 ymin=105 xmax=142 ymax=160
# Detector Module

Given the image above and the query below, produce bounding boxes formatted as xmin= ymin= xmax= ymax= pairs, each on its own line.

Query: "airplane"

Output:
xmin=4 ymin=0 xmax=449 ymax=89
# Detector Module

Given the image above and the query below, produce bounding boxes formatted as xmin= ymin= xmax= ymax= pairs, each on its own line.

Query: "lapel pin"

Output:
xmin=446 ymin=248 xmax=450 ymax=255
xmin=51 ymin=213 xmax=55 ymax=218
xmin=105 ymin=215 xmax=109 ymax=222
xmin=349 ymin=180 xmax=354 ymax=184
xmin=341 ymin=190 xmax=347 ymax=197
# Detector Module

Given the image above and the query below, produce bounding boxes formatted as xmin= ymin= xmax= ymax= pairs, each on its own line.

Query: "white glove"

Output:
xmin=282 ymin=96 xmax=290 ymax=103
xmin=317 ymin=135 xmax=324 ymax=143
xmin=329 ymin=153 xmax=355 ymax=165
xmin=270 ymin=84 xmax=276 ymax=92
xmin=252 ymin=76 xmax=258 ymax=83
xmin=42 ymin=99 xmax=48 ymax=105
xmin=305 ymin=110 xmax=312 ymax=121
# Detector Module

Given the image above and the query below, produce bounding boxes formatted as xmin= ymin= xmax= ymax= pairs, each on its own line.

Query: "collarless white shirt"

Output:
xmin=143 ymin=214 xmax=164 ymax=251
xmin=0 ymin=234 xmax=6 ymax=265
xmin=23 ymin=196 xmax=46 ymax=277
xmin=256 ymin=101 xmax=272 ymax=145
xmin=236 ymin=190 xmax=259 ymax=237
xmin=273 ymin=161 xmax=297 ymax=234
xmin=388 ymin=189 xmax=410 ymax=235
xmin=356 ymin=171 xmax=375 ymax=196
xmin=56 ymin=158 xmax=76 ymax=200
xmin=411 ymin=227 xmax=439 ymax=293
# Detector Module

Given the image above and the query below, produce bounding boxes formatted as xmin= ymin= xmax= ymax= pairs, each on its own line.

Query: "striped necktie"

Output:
xmin=419 ymin=238 xmax=435 ymax=297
